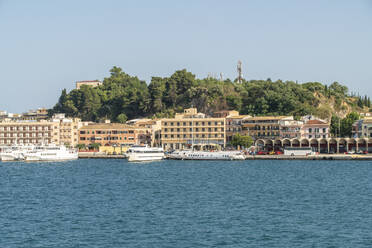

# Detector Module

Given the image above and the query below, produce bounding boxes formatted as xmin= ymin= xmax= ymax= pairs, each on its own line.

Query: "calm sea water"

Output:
xmin=1 ymin=159 xmax=372 ymax=247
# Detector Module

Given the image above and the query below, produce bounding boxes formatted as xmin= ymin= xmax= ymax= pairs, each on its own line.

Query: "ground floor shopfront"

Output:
xmin=255 ymin=138 xmax=372 ymax=154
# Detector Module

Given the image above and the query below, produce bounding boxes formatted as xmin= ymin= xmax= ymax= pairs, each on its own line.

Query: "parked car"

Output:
xmin=275 ymin=151 xmax=283 ymax=155
xmin=257 ymin=151 xmax=269 ymax=155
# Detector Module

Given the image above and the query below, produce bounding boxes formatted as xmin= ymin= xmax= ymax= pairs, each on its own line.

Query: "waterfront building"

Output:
xmin=301 ymin=119 xmax=330 ymax=139
xmin=78 ymin=123 xmax=149 ymax=147
xmin=76 ymin=80 xmax=102 ymax=89
xmin=352 ymin=118 xmax=372 ymax=138
xmin=0 ymin=120 xmax=60 ymax=145
xmin=52 ymin=114 xmax=90 ymax=147
xmin=241 ymin=116 xmax=293 ymax=139
xmin=225 ymin=114 xmax=251 ymax=142
xmin=128 ymin=119 xmax=162 ymax=147
xmin=160 ymin=108 xmax=226 ymax=150
xmin=255 ymin=137 xmax=372 ymax=154
xmin=279 ymin=119 xmax=304 ymax=139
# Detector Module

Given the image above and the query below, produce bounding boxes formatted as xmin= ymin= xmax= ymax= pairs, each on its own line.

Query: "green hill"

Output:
xmin=50 ymin=66 xmax=370 ymax=123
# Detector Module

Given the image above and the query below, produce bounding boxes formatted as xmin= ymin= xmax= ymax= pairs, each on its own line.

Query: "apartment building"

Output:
xmin=279 ymin=120 xmax=304 ymax=139
xmin=301 ymin=119 xmax=330 ymax=139
xmin=0 ymin=121 xmax=59 ymax=145
xmin=52 ymin=114 xmax=90 ymax=147
xmin=78 ymin=123 xmax=150 ymax=146
xmin=127 ymin=119 xmax=162 ymax=147
xmin=160 ymin=108 xmax=226 ymax=150
xmin=225 ymin=114 xmax=251 ymax=142
xmin=241 ymin=116 xmax=293 ymax=139
xmin=352 ymin=118 xmax=372 ymax=138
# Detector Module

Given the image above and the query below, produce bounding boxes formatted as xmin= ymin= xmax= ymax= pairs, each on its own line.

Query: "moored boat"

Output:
xmin=23 ymin=144 xmax=78 ymax=161
xmin=127 ymin=145 xmax=164 ymax=162
xmin=168 ymin=150 xmax=245 ymax=160
xmin=0 ymin=145 xmax=34 ymax=161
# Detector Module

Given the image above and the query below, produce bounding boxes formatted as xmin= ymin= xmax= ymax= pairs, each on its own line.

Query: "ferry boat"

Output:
xmin=23 ymin=144 xmax=78 ymax=161
xmin=168 ymin=150 xmax=245 ymax=160
xmin=127 ymin=145 xmax=164 ymax=162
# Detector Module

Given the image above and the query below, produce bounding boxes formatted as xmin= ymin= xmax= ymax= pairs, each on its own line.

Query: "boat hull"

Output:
xmin=127 ymin=153 xmax=164 ymax=162
xmin=168 ymin=151 xmax=245 ymax=160
xmin=25 ymin=154 xmax=78 ymax=162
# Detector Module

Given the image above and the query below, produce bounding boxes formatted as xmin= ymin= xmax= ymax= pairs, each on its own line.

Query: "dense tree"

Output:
xmin=49 ymin=66 xmax=367 ymax=125
xmin=117 ymin=113 xmax=128 ymax=123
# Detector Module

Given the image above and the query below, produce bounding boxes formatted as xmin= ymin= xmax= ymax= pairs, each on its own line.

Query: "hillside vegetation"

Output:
xmin=50 ymin=66 xmax=370 ymax=123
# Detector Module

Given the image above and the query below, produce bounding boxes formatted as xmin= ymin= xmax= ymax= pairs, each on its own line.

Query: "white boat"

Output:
xmin=0 ymin=148 xmax=25 ymax=161
xmin=168 ymin=150 xmax=245 ymax=160
xmin=0 ymin=145 xmax=34 ymax=161
xmin=23 ymin=144 xmax=78 ymax=161
xmin=127 ymin=145 xmax=164 ymax=162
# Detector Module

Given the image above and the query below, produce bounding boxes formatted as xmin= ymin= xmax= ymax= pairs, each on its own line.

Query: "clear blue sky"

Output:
xmin=1 ymin=0 xmax=371 ymax=113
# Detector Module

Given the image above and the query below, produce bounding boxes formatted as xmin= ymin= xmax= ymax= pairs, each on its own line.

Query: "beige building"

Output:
xmin=241 ymin=116 xmax=293 ymax=139
xmin=52 ymin=114 xmax=90 ymax=147
xmin=78 ymin=123 xmax=151 ymax=146
xmin=127 ymin=119 xmax=162 ymax=147
xmin=301 ymin=119 xmax=330 ymax=139
xmin=161 ymin=108 xmax=226 ymax=150
xmin=279 ymin=119 xmax=304 ymax=139
xmin=225 ymin=114 xmax=251 ymax=142
xmin=0 ymin=121 xmax=60 ymax=145
xmin=0 ymin=114 xmax=90 ymax=147
xmin=76 ymin=80 xmax=102 ymax=89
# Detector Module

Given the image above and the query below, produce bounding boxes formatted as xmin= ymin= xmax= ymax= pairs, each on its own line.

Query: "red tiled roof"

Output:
xmin=306 ymin=120 xmax=327 ymax=125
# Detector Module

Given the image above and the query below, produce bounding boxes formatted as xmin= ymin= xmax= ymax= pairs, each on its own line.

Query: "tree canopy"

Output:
xmin=50 ymin=66 xmax=365 ymax=122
